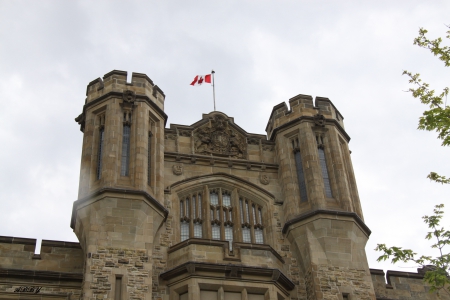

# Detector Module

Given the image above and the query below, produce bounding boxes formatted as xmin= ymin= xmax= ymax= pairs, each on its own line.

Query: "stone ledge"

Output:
xmin=0 ymin=236 xmax=36 ymax=245
xmin=282 ymin=209 xmax=371 ymax=236
xmin=41 ymin=240 xmax=81 ymax=249
xmin=159 ymin=261 xmax=295 ymax=291
xmin=0 ymin=268 xmax=83 ymax=282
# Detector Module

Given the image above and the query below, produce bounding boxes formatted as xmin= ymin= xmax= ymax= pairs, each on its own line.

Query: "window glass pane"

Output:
xmin=210 ymin=208 xmax=214 ymax=220
xmin=180 ymin=201 xmax=184 ymax=218
xmin=194 ymin=222 xmax=202 ymax=238
xmin=222 ymin=193 xmax=231 ymax=207
xmin=210 ymin=191 xmax=219 ymax=205
xmin=255 ymin=228 xmax=264 ymax=244
xmin=192 ymin=196 xmax=196 ymax=218
xmin=212 ymin=224 xmax=220 ymax=240
xmin=242 ymin=227 xmax=251 ymax=243
xmin=97 ymin=128 xmax=104 ymax=180
xmin=121 ymin=125 xmax=131 ymax=176
xmin=229 ymin=209 xmax=232 ymax=222
xmin=225 ymin=225 xmax=233 ymax=251
xmin=181 ymin=221 xmax=189 ymax=241
xmin=147 ymin=132 xmax=151 ymax=185
xmin=318 ymin=148 xmax=333 ymax=198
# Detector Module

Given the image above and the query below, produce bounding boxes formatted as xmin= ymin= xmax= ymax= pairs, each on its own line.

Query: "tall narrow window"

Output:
xmin=147 ymin=132 xmax=152 ymax=185
xmin=121 ymin=118 xmax=131 ymax=176
xmin=317 ymin=134 xmax=333 ymax=198
xmin=293 ymin=138 xmax=308 ymax=202
xmin=180 ymin=199 xmax=190 ymax=242
xmin=115 ymin=276 xmax=122 ymax=300
xmin=96 ymin=126 xmax=104 ymax=180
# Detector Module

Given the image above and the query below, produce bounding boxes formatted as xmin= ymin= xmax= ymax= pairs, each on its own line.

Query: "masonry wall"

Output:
xmin=0 ymin=236 xmax=83 ymax=299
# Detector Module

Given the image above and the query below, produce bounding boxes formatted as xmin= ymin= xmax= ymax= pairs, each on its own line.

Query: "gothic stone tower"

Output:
xmin=72 ymin=71 xmax=375 ymax=300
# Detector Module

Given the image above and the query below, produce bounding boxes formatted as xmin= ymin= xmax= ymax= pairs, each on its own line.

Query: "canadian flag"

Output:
xmin=190 ymin=74 xmax=211 ymax=86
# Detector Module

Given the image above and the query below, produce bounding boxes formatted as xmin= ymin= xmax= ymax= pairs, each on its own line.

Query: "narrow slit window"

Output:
xmin=239 ymin=198 xmax=244 ymax=223
xmin=115 ymin=276 xmax=122 ymax=300
xmin=245 ymin=201 xmax=250 ymax=223
xmin=294 ymin=143 xmax=308 ymax=202
xmin=147 ymin=132 xmax=151 ymax=185
xmin=198 ymin=195 xmax=202 ymax=218
xmin=318 ymin=148 xmax=333 ymax=198
xmin=96 ymin=127 xmax=104 ymax=180
xmin=121 ymin=124 xmax=131 ymax=176
xmin=192 ymin=196 xmax=196 ymax=218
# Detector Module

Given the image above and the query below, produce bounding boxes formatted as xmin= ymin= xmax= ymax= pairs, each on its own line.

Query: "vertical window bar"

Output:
xmin=258 ymin=208 xmax=263 ymax=225
xmin=192 ymin=196 xmax=196 ymax=219
xmin=294 ymin=148 xmax=308 ymax=202
xmin=121 ymin=124 xmax=131 ymax=176
xmin=96 ymin=127 xmax=104 ymax=180
xmin=198 ymin=194 xmax=202 ymax=218
xmin=318 ymin=148 xmax=333 ymax=198
xmin=239 ymin=198 xmax=244 ymax=223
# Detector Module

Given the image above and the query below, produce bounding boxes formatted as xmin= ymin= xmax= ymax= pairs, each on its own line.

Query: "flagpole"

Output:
xmin=212 ymin=70 xmax=216 ymax=111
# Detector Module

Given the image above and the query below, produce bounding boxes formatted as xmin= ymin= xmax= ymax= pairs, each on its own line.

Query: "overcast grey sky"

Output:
xmin=1 ymin=0 xmax=449 ymax=274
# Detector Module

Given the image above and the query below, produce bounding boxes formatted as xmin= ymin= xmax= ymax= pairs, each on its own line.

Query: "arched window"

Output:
xmin=179 ymin=187 xmax=266 ymax=248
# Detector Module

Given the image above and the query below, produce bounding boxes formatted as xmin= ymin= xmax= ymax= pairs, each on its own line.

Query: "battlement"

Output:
xmin=0 ymin=236 xmax=83 ymax=273
xmin=266 ymin=94 xmax=345 ymax=140
xmin=85 ymin=70 xmax=165 ymax=110
xmin=370 ymin=268 xmax=443 ymax=299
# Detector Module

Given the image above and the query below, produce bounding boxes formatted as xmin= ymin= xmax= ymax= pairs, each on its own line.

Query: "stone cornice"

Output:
xmin=159 ymin=261 xmax=295 ymax=291
xmin=269 ymin=116 xmax=350 ymax=142
xmin=71 ymin=188 xmax=168 ymax=229
xmin=0 ymin=268 xmax=83 ymax=282
xmin=282 ymin=209 xmax=371 ymax=236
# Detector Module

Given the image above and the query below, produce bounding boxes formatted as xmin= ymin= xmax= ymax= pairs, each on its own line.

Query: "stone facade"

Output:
xmin=0 ymin=70 xmax=448 ymax=300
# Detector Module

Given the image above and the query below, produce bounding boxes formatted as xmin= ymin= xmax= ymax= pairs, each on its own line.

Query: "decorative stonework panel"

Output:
xmin=194 ymin=115 xmax=247 ymax=159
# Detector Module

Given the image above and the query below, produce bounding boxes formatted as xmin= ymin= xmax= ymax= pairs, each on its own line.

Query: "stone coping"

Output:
xmin=0 ymin=236 xmax=36 ymax=245
xmin=268 ymin=115 xmax=350 ymax=142
xmin=370 ymin=268 xmax=427 ymax=287
xmin=159 ymin=261 xmax=295 ymax=291
xmin=168 ymin=238 xmax=284 ymax=264
xmin=164 ymin=152 xmax=279 ymax=171
xmin=41 ymin=240 xmax=81 ymax=249
xmin=164 ymin=172 xmax=277 ymax=201
xmin=282 ymin=209 xmax=371 ymax=236
xmin=71 ymin=187 xmax=168 ymax=229
xmin=0 ymin=268 xmax=83 ymax=282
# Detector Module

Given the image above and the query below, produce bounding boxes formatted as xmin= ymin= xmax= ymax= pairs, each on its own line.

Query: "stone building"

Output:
xmin=0 ymin=70 xmax=447 ymax=300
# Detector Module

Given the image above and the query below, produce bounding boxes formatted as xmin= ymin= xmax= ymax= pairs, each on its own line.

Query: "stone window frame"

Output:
xmin=177 ymin=184 xmax=267 ymax=249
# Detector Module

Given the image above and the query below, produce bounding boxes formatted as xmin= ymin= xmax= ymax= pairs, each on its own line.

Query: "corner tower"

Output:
xmin=72 ymin=70 xmax=168 ymax=299
xmin=267 ymin=95 xmax=375 ymax=299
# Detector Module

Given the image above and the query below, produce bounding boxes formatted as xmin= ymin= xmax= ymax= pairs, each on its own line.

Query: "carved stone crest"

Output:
xmin=313 ymin=114 xmax=325 ymax=127
xmin=194 ymin=115 xmax=246 ymax=159
xmin=260 ymin=173 xmax=270 ymax=185
xmin=123 ymin=90 xmax=136 ymax=103
xmin=172 ymin=164 xmax=183 ymax=175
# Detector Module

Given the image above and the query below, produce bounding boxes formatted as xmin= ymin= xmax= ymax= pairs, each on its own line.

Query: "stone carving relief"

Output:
xmin=313 ymin=114 xmax=326 ymax=127
xmin=172 ymin=164 xmax=183 ymax=175
xmin=260 ymin=173 xmax=270 ymax=185
xmin=194 ymin=115 xmax=247 ymax=159
xmin=123 ymin=90 xmax=136 ymax=103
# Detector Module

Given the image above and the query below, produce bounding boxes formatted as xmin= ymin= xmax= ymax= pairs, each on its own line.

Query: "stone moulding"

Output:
xmin=164 ymin=151 xmax=279 ymax=170
xmin=164 ymin=172 xmax=276 ymax=201
xmin=267 ymin=115 xmax=350 ymax=142
xmin=76 ymin=91 xmax=168 ymax=132
xmin=167 ymin=238 xmax=285 ymax=264
xmin=0 ymin=268 xmax=83 ymax=282
xmin=70 ymin=187 xmax=169 ymax=229
xmin=159 ymin=261 xmax=295 ymax=291
xmin=281 ymin=209 xmax=371 ymax=236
